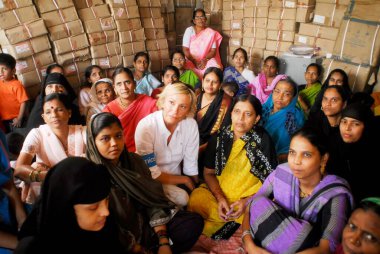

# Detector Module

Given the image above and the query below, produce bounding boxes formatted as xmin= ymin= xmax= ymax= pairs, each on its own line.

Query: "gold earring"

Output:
xmin=320 ymin=164 xmax=326 ymax=175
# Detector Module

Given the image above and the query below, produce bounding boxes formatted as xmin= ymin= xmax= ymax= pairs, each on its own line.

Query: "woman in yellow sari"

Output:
xmin=188 ymin=94 xmax=278 ymax=240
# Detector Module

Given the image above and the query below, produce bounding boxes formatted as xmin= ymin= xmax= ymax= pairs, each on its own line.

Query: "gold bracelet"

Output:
xmin=241 ymin=230 xmax=252 ymax=241
xmin=35 ymin=170 xmax=41 ymax=182
xmin=28 ymin=170 xmax=35 ymax=182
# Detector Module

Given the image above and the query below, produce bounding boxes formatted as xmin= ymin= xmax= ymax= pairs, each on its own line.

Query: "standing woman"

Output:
xmin=223 ymin=48 xmax=255 ymax=96
xmin=248 ymin=56 xmax=286 ymax=104
xmin=15 ymin=157 xmax=123 ymax=254
xmin=103 ymin=67 xmax=157 ymax=152
xmin=15 ymin=93 xmax=86 ymax=204
xmin=135 ymin=82 xmax=199 ymax=207
xmin=87 ymin=112 xmax=203 ymax=253
xmin=26 ymin=72 xmax=82 ymax=130
xmin=196 ymin=67 xmax=232 ymax=152
xmin=243 ymin=127 xmax=354 ymax=254
xmin=260 ymin=77 xmax=305 ymax=163
xmin=183 ymin=8 xmax=223 ymax=79
xmin=78 ymin=65 xmax=103 ymax=117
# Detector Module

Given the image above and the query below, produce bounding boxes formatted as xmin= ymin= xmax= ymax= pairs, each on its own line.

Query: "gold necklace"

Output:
xmin=299 ymin=187 xmax=311 ymax=198
xmin=118 ymin=98 xmax=129 ymax=108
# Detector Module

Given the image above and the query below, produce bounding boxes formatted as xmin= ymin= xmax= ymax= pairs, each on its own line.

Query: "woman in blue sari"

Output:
xmin=260 ymin=77 xmax=305 ymax=163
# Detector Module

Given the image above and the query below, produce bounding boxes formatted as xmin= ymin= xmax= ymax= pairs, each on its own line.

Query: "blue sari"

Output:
xmin=260 ymin=86 xmax=305 ymax=155
xmin=223 ymin=66 xmax=249 ymax=96
xmin=135 ymin=72 xmax=161 ymax=96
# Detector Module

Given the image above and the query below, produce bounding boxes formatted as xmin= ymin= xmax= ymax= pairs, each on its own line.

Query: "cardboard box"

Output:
xmin=222 ymin=10 xmax=244 ymax=21
xmin=23 ymin=83 xmax=41 ymax=100
xmin=266 ymin=40 xmax=292 ymax=52
xmin=15 ymin=50 xmax=54 ymax=74
xmin=139 ymin=7 xmax=161 ymax=18
xmin=244 ymin=7 xmax=269 ymax=18
xmin=138 ymin=0 xmax=161 ymax=7
xmin=243 ymin=27 xmax=267 ymax=39
xmin=296 ymin=6 xmax=315 ymax=22
xmin=119 ymin=28 xmax=145 ymax=43
xmin=120 ymin=41 xmax=146 ymax=56
xmin=142 ymin=18 xmax=165 ymax=29
xmin=148 ymin=48 xmax=169 ymax=61
xmin=111 ymin=6 xmax=140 ymax=19
xmin=161 ymin=0 xmax=175 ymax=13
xmin=294 ymin=34 xmax=335 ymax=56
xmin=122 ymin=55 xmax=134 ymax=67
xmin=271 ymin=0 xmax=297 ymax=8
xmin=93 ymin=55 xmax=122 ymax=68
xmin=174 ymin=0 xmax=195 ymax=7
xmin=74 ymin=0 xmax=104 ymax=9
xmin=322 ymin=58 xmax=374 ymax=92
xmin=90 ymin=42 xmax=121 ymax=58
xmin=267 ymin=19 xmax=296 ymax=31
xmin=269 ymin=8 xmax=297 ymax=20
xmin=115 ymin=19 xmax=142 ymax=32
xmin=263 ymin=49 xmax=284 ymax=58
xmin=146 ymin=39 xmax=168 ymax=51
xmin=17 ymin=67 xmax=46 ymax=87
xmin=83 ymin=17 xmax=117 ymax=33
xmin=163 ymin=12 xmax=175 ymax=32
xmin=222 ymin=30 xmax=243 ymax=38
xmin=0 ymin=0 xmax=32 ymax=13
xmin=150 ymin=58 xmax=171 ymax=73
xmin=0 ymin=19 xmax=47 ymax=45
xmin=222 ymin=20 xmax=243 ymax=30
xmin=349 ymin=0 xmax=380 ymax=23
xmin=1 ymin=35 xmax=51 ymax=59
xmin=145 ymin=28 xmax=166 ymax=40
xmin=298 ymin=0 xmax=315 ymax=6
xmin=41 ymin=7 xmax=79 ymax=28
xmin=78 ymin=5 xmax=111 ymax=20
xmin=313 ymin=3 xmax=348 ymax=27
xmin=209 ymin=12 xmax=223 ymax=25
xmin=333 ymin=19 xmax=380 ymax=66
xmin=53 ymin=34 xmax=89 ymax=55
xmin=229 ymin=38 xmax=242 ymax=47
xmin=317 ymin=0 xmax=349 ymax=5
xmin=244 ymin=0 xmax=270 ymax=7
xmin=166 ymin=31 xmax=176 ymax=50
xmin=244 ymin=17 xmax=268 ymax=28
xmin=64 ymin=60 xmax=91 ymax=76
xmin=242 ymin=38 xmax=267 ymax=49
xmin=267 ymin=30 xmax=295 ymax=42
xmin=106 ymin=0 xmax=137 ymax=8
xmin=66 ymin=74 xmax=83 ymax=90
xmin=34 ymin=0 xmax=73 ymax=13
xmin=0 ymin=6 xmax=39 ymax=29
xmin=223 ymin=1 xmax=244 ymax=10
xmin=55 ymin=47 xmax=91 ymax=65
xmin=88 ymin=30 xmax=119 ymax=46
xmin=298 ymin=23 xmax=338 ymax=40
xmin=48 ymin=20 xmax=84 ymax=41
xmin=175 ymin=7 xmax=193 ymax=35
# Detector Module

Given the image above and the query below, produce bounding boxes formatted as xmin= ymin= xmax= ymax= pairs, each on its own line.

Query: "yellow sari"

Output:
xmin=188 ymin=139 xmax=262 ymax=236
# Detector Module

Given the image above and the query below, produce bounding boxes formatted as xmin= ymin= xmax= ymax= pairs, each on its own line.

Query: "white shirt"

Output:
xmin=135 ymin=110 xmax=199 ymax=179
xmin=242 ymin=68 xmax=256 ymax=84
xmin=182 ymin=26 xmax=216 ymax=48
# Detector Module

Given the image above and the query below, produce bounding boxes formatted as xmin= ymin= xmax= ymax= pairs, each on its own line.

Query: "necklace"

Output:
xmin=118 ymin=98 xmax=129 ymax=108
xmin=299 ymin=187 xmax=311 ymax=198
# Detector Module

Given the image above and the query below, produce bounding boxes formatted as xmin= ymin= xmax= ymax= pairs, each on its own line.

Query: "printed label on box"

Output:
xmin=232 ymin=22 xmax=241 ymax=29
xmin=313 ymin=15 xmax=325 ymax=24
xmin=101 ymin=20 xmax=113 ymax=30
xmin=16 ymin=61 xmax=28 ymax=71
xmin=285 ymin=1 xmax=296 ymax=8
xmin=113 ymin=0 xmax=123 ymax=3
xmin=66 ymin=64 xmax=77 ymax=74
xmin=99 ymin=58 xmax=110 ymax=66
xmin=15 ymin=43 xmax=31 ymax=54
xmin=298 ymin=36 xmax=307 ymax=44
xmin=41 ymin=69 xmax=47 ymax=77
xmin=117 ymin=8 xmax=124 ymax=17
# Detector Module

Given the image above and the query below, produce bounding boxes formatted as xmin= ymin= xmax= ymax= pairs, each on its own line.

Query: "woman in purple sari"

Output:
xmin=242 ymin=127 xmax=354 ymax=254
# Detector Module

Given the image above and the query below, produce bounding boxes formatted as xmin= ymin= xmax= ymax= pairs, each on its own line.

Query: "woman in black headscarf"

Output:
xmin=327 ymin=102 xmax=380 ymax=202
xmin=26 ymin=72 xmax=82 ymax=130
xmin=15 ymin=157 xmax=124 ymax=254
xmin=86 ymin=112 xmax=203 ymax=254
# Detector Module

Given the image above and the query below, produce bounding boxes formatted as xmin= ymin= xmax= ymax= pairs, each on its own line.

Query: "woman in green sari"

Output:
xmin=298 ymin=63 xmax=322 ymax=116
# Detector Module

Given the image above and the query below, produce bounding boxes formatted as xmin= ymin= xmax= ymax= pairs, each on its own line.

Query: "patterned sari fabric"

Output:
xmin=248 ymin=164 xmax=354 ymax=254
xmin=248 ymin=72 xmax=287 ymax=104
xmin=223 ymin=66 xmax=250 ymax=96
xmin=196 ymin=91 xmax=232 ymax=146
xmin=260 ymin=85 xmax=305 ymax=155
xmin=184 ymin=27 xmax=223 ymax=79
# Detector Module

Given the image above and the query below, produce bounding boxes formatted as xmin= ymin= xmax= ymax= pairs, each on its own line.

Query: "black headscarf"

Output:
xmin=26 ymin=73 xmax=82 ymax=130
xmin=16 ymin=157 xmax=123 ymax=253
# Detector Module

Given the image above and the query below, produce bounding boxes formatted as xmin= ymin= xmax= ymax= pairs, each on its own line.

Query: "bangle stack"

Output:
xmin=28 ymin=170 xmax=42 ymax=182
xmin=241 ymin=230 xmax=252 ymax=241
xmin=156 ymin=230 xmax=170 ymax=249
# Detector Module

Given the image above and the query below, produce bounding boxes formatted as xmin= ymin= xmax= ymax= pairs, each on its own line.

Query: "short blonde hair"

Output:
xmin=157 ymin=81 xmax=197 ymax=117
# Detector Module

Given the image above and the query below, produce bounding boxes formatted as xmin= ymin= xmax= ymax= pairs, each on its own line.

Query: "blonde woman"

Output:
xmin=135 ymin=82 xmax=199 ymax=207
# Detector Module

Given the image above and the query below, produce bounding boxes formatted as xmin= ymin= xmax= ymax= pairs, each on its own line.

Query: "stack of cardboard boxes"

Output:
xmin=0 ymin=1 xmax=53 ymax=98
xmin=162 ymin=0 xmax=177 ymax=53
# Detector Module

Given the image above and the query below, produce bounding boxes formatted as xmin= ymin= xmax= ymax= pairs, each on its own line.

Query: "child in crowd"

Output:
xmin=221 ymin=81 xmax=239 ymax=98
xmin=171 ymin=50 xmax=200 ymax=92
xmin=78 ymin=65 xmax=103 ymax=116
xmin=0 ymin=53 xmax=29 ymax=133
xmin=151 ymin=65 xmax=180 ymax=99
xmin=133 ymin=51 xmax=161 ymax=96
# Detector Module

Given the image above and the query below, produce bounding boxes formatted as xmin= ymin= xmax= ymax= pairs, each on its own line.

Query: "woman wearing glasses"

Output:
xmin=182 ymin=8 xmax=223 ymax=79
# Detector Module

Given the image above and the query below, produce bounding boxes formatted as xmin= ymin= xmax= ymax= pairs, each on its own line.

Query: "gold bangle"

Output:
xmin=35 ymin=170 xmax=41 ymax=182
xmin=28 ymin=170 xmax=35 ymax=182
xmin=241 ymin=230 xmax=252 ymax=241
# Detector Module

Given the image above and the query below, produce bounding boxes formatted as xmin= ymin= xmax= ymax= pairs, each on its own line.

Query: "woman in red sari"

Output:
xmin=103 ymin=67 xmax=157 ymax=152
xmin=182 ymin=8 xmax=223 ymax=79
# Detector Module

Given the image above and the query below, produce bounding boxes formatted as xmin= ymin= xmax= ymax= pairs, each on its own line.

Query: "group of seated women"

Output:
xmin=1 ymin=7 xmax=380 ymax=254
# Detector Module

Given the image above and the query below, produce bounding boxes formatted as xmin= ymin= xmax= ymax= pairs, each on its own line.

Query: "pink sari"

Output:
xmin=185 ymin=27 xmax=223 ymax=79
xmin=249 ymin=72 xmax=287 ymax=104
xmin=118 ymin=94 xmax=157 ymax=152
